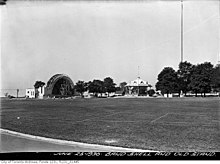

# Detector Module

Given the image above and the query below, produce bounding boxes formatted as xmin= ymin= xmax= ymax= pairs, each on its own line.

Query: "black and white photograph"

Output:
xmin=0 ymin=0 xmax=220 ymax=160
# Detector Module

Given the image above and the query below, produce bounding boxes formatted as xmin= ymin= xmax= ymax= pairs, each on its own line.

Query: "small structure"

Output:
xmin=26 ymin=87 xmax=45 ymax=99
xmin=36 ymin=86 xmax=45 ymax=99
xmin=125 ymin=77 xmax=150 ymax=96
xmin=83 ymin=91 xmax=92 ymax=98
xmin=163 ymin=93 xmax=173 ymax=98
xmin=26 ymin=89 xmax=35 ymax=98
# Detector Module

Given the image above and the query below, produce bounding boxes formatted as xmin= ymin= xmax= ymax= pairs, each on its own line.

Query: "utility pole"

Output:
xmin=17 ymin=89 xmax=19 ymax=98
xmin=138 ymin=66 xmax=140 ymax=96
xmin=218 ymin=0 xmax=220 ymax=66
xmin=181 ymin=0 xmax=184 ymax=63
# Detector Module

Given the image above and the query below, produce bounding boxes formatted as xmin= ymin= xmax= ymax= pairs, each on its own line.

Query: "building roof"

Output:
xmin=26 ymin=88 xmax=35 ymax=90
xmin=126 ymin=77 xmax=149 ymax=87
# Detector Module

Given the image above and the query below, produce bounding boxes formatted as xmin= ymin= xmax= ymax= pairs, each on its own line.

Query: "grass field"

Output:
xmin=1 ymin=97 xmax=219 ymax=151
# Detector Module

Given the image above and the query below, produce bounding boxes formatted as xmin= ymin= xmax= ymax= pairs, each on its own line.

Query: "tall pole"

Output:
xmin=17 ymin=89 xmax=19 ymax=98
xmin=138 ymin=66 xmax=140 ymax=96
xmin=218 ymin=0 xmax=220 ymax=65
xmin=181 ymin=0 xmax=183 ymax=63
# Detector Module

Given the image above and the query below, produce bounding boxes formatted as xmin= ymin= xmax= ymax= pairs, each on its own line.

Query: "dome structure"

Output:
xmin=44 ymin=74 xmax=74 ymax=97
xmin=126 ymin=77 xmax=149 ymax=87
xmin=125 ymin=77 xmax=150 ymax=96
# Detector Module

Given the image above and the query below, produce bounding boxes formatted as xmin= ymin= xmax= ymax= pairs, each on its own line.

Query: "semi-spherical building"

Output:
xmin=44 ymin=74 xmax=74 ymax=97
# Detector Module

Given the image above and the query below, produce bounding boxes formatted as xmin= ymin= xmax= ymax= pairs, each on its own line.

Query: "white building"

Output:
xmin=127 ymin=77 xmax=149 ymax=87
xmin=163 ymin=93 xmax=173 ymax=98
xmin=26 ymin=89 xmax=35 ymax=98
xmin=37 ymin=86 xmax=45 ymax=99
xmin=25 ymin=86 xmax=45 ymax=99
xmin=126 ymin=77 xmax=150 ymax=96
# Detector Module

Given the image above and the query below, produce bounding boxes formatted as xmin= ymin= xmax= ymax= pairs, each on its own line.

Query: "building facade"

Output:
xmin=125 ymin=77 xmax=150 ymax=96
xmin=25 ymin=88 xmax=35 ymax=98
xmin=25 ymin=86 xmax=45 ymax=99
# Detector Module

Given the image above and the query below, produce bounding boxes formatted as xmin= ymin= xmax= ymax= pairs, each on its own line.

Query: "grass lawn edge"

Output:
xmin=0 ymin=128 xmax=156 ymax=152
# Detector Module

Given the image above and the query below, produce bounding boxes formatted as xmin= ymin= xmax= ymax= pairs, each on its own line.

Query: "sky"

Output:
xmin=1 ymin=0 xmax=219 ymax=96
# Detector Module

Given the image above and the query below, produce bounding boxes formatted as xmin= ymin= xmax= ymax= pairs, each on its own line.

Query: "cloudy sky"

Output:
xmin=1 ymin=0 xmax=219 ymax=95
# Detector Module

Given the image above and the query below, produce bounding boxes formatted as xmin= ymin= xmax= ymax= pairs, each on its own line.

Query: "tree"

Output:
xmin=147 ymin=89 xmax=155 ymax=96
xmin=75 ymin=80 xmax=87 ymax=97
xmin=177 ymin=61 xmax=193 ymax=95
xmin=155 ymin=67 xmax=179 ymax=97
xmin=211 ymin=65 xmax=220 ymax=93
xmin=34 ymin=81 xmax=45 ymax=98
xmin=88 ymin=79 xmax=105 ymax=97
xmin=117 ymin=82 xmax=127 ymax=94
xmin=119 ymin=82 xmax=127 ymax=90
xmin=103 ymin=77 xmax=116 ymax=96
xmin=85 ymin=81 xmax=92 ymax=91
xmin=189 ymin=62 xmax=213 ymax=97
xmin=119 ymin=81 xmax=127 ymax=91
xmin=34 ymin=81 xmax=45 ymax=89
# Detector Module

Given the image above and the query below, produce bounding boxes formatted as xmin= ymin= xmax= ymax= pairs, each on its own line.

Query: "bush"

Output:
xmin=147 ymin=89 xmax=155 ymax=96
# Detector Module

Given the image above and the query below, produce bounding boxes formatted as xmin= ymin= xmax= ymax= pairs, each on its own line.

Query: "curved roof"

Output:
xmin=126 ymin=77 xmax=149 ymax=87
xmin=45 ymin=74 xmax=74 ymax=96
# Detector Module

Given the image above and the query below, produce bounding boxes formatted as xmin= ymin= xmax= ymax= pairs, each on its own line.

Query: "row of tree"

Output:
xmin=33 ymin=77 xmax=124 ymax=97
xmin=155 ymin=61 xmax=220 ymax=97
xmin=33 ymin=61 xmax=220 ymax=98
xmin=75 ymin=77 xmax=117 ymax=97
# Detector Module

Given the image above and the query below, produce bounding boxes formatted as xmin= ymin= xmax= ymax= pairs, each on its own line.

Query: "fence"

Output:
xmin=0 ymin=89 xmax=26 ymax=98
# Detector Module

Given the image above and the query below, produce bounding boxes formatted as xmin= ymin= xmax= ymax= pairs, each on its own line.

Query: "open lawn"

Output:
xmin=0 ymin=97 xmax=219 ymax=151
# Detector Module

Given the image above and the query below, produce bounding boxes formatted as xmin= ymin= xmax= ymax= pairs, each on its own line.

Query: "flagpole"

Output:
xmin=181 ymin=0 xmax=183 ymax=63
xmin=218 ymin=0 xmax=220 ymax=65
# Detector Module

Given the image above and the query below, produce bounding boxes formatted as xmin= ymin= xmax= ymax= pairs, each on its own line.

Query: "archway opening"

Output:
xmin=52 ymin=78 xmax=73 ymax=96
xmin=45 ymin=74 xmax=74 ymax=97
